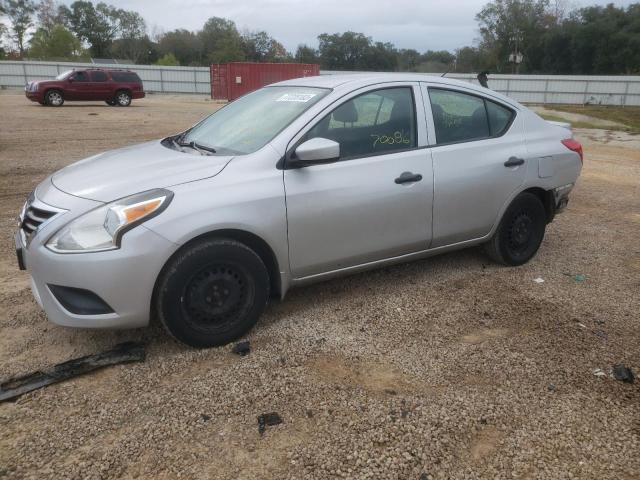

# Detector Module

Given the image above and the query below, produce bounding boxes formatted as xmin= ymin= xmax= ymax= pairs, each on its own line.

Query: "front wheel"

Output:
xmin=484 ymin=192 xmax=546 ymax=266
xmin=45 ymin=90 xmax=64 ymax=107
xmin=115 ymin=91 xmax=131 ymax=106
xmin=155 ymin=239 xmax=270 ymax=348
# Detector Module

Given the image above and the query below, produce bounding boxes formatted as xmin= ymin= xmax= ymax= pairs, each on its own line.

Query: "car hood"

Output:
xmin=52 ymin=140 xmax=233 ymax=202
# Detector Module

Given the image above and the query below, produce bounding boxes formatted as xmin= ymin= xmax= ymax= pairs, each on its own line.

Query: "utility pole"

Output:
xmin=509 ymin=31 xmax=523 ymax=74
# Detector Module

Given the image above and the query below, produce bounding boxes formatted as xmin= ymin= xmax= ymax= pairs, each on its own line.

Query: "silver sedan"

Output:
xmin=16 ymin=74 xmax=583 ymax=347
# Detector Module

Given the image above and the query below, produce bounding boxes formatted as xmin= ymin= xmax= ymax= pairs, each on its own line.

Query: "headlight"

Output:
xmin=46 ymin=189 xmax=173 ymax=253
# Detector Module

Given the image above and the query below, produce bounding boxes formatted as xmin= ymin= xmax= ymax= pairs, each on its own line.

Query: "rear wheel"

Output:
xmin=484 ymin=192 xmax=546 ymax=266
xmin=115 ymin=90 xmax=131 ymax=107
xmin=45 ymin=90 xmax=64 ymax=107
xmin=156 ymin=239 xmax=270 ymax=348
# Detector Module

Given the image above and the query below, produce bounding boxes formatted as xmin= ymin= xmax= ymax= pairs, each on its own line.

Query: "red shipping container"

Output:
xmin=210 ymin=62 xmax=320 ymax=101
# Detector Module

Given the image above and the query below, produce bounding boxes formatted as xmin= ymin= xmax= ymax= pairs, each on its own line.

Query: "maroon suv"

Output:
xmin=25 ymin=68 xmax=145 ymax=107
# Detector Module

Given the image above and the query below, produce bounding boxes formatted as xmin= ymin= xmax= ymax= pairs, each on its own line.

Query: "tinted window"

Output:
xmin=90 ymin=71 xmax=108 ymax=82
xmin=304 ymin=87 xmax=416 ymax=159
xmin=71 ymin=71 xmax=88 ymax=82
xmin=111 ymin=72 xmax=141 ymax=83
xmin=486 ymin=100 xmax=513 ymax=136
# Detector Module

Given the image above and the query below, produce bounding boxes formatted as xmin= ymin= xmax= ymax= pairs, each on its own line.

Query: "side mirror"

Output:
xmin=293 ymin=138 xmax=340 ymax=166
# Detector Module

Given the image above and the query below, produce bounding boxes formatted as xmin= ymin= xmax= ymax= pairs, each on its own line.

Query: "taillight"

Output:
xmin=561 ymin=139 xmax=583 ymax=163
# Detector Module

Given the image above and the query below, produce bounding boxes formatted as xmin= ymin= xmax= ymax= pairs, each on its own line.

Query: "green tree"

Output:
xmin=157 ymin=29 xmax=203 ymax=66
xmin=242 ymin=30 xmax=290 ymax=62
xmin=28 ymin=23 xmax=83 ymax=59
xmin=5 ymin=0 xmax=36 ymax=58
xmin=198 ymin=17 xmax=245 ymax=63
xmin=476 ymin=0 xmax=550 ymax=72
xmin=59 ymin=1 xmax=119 ymax=57
xmin=155 ymin=52 xmax=179 ymax=66
xmin=294 ymin=44 xmax=319 ymax=64
xmin=317 ymin=31 xmax=372 ymax=70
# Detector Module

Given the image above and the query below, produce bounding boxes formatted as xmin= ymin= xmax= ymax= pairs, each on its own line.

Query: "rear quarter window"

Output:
xmin=110 ymin=72 xmax=142 ymax=83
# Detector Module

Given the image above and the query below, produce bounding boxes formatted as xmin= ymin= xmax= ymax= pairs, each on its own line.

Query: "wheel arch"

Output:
xmin=151 ymin=228 xmax=282 ymax=317
xmin=522 ymin=186 xmax=555 ymax=223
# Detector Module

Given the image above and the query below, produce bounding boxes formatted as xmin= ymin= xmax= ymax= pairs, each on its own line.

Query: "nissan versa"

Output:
xmin=15 ymin=74 xmax=583 ymax=347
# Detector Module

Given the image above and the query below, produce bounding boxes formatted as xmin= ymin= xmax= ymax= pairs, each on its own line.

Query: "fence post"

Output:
xmin=21 ymin=61 xmax=27 ymax=86
xmin=622 ymin=81 xmax=629 ymax=107
xmin=543 ymin=79 xmax=549 ymax=104
xmin=583 ymin=80 xmax=590 ymax=105
xmin=193 ymin=69 xmax=198 ymax=94
xmin=506 ymin=78 xmax=511 ymax=97
xmin=159 ymin=69 xmax=164 ymax=93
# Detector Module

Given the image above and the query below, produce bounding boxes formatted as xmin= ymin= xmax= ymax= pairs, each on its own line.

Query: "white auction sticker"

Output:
xmin=276 ymin=93 xmax=317 ymax=102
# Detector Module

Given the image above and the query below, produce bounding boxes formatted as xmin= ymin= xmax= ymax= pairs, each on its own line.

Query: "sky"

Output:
xmin=65 ymin=0 xmax=637 ymax=53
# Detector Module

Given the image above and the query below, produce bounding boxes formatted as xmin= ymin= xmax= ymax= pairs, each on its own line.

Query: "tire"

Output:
xmin=115 ymin=90 xmax=131 ymax=107
xmin=45 ymin=90 xmax=64 ymax=107
xmin=105 ymin=100 xmax=117 ymax=106
xmin=484 ymin=192 xmax=546 ymax=266
xmin=155 ymin=238 xmax=270 ymax=348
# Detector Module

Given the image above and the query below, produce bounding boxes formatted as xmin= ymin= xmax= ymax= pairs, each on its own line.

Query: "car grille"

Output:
xmin=19 ymin=194 xmax=63 ymax=245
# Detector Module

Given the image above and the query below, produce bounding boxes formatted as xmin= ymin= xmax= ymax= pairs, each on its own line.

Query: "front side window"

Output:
xmin=429 ymin=88 xmax=514 ymax=145
xmin=304 ymin=87 xmax=416 ymax=159
xmin=90 ymin=71 xmax=108 ymax=82
xmin=71 ymin=71 xmax=88 ymax=82
xmin=181 ymin=86 xmax=329 ymax=155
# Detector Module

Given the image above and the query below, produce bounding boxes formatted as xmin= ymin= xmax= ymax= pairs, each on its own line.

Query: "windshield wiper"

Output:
xmin=174 ymin=137 xmax=216 ymax=155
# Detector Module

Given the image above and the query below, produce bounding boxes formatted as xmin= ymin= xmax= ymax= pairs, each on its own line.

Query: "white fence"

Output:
xmin=0 ymin=60 xmax=211 ymax=94
xmin=2 ymin=60 xmax=640 ymax=105
xmin=321 ymin=71 xmax=640 ymax=106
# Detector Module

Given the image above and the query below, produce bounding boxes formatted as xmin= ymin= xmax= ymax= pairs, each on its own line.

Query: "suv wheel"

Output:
xmin=155 ymin=239 xmax=270 ymax=348
xmin=115 ymin=91 xmax=131 ymax=107
xmin=484 ymin=192 xmax=546 ymax=266
xmin=45 ymin=90 xmax=64 ymax=107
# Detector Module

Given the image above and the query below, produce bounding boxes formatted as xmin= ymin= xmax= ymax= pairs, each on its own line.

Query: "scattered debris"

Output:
xmin=0 ymin=342 xmax=145 ymax=403
xmin=258 ymin=412 xmax=283 ymax=435
xmin=592 ymin=368 xmax=606 ymax=377
xmin=548 ymin=383 xmax=556 ymax=392
xmin=88 ymin=112 xmax=98 ymax=116
xmin=200 ymin=414 xmax=211 ymax=422
xmin=612 ymin=364 xmax=635 ymax=383
xmin=306 ymin=409 xmax=313 ymax=418
xmin=533 ymin=277 xmax=545 ymax=284
xmin=231 ymin=341 xmax=250 ymax=357
xmin=594 ymin=319 xmax=605 ymax=325
xmin=573 ymin=274 xmax=586 ymax=283
xmin=577 ymin=323 xmax=587 ymax=328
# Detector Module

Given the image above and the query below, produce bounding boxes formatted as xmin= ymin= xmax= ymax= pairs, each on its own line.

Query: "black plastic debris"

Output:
xmin=612 ymin=364 xmax=635 ymax=383
xmin=200 ymin=413 xmax=211 ymax=422
xmin=231 ymin=341 xmax=250 ymax=357
xmin=258 ymin=412 xmax=283 ymax=435
xmin=0 ymin=342 xmax=145 ymax=403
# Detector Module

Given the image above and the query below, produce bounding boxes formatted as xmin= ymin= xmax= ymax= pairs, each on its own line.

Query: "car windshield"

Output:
xmin=55 ymin=70 xmax=73 ymax=80
xmin=181 ymin=86 xmax=329 ymax=155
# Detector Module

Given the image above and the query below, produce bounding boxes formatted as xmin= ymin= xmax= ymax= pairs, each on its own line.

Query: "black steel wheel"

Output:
xmin=484 ymin=192 xmax=546 ymax=266
xmin=156 ymin=238 xmax=270 ymax=348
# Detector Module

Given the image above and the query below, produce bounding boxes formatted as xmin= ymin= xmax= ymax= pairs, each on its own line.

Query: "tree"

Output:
xmin=5 ymin=0 xmax=36 ymax=58
xmin=36 ymin=0 xmax=63 ymax=35
xmin=155 ymin=52 xmax=179 ymax=66
xmin=198 ymin=17 xmax=245 ymax=63
xmin=242 ymin=30 xmax=290 ymax=62
xmin=317 ymin=31 xmax=372 ymax=70
xmin=294 ymin=44 xmax=319 ymax=64
xmin=397 ymin=49 xmax=422 ymax=71
xmin=59 ymin=1 xmax=119 ymax=57
xmin=28 ymin=23 xmax=83 ymax=59
xmin=109 ymin=9 xmax=148 ymax=62
xmin=476 ymin=0 xmax=550 ymax=72
xmin=157 ymin=29 xmax=203 ymax=66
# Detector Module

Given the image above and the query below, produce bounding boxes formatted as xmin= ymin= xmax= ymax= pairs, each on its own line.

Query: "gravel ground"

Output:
xmin=0 ymin=92 xmax=638 ymax=480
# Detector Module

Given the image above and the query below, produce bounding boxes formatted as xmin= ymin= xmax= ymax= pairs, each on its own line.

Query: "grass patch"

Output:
xmin=540 ymin=105 xmax=640 ymax=134
xmin=535 ymin=112 xmax=611 ymax=131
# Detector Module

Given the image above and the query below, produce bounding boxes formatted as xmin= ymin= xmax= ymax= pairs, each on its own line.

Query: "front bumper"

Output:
xmin=25 ymin=90 xmax=42 ymax=102
xmin=18 ymin=182 xmax=178 ymax=329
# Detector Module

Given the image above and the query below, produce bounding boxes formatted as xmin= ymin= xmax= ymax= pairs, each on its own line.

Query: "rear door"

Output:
xmin=284 ymin=83 xmax=434 ymax=278
xmin=88 ymin=70 xmax=111 ymax=100
xmin=422 ymin=84 xmax=527 ymax=247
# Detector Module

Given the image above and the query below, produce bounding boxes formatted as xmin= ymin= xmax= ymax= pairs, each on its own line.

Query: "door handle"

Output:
xmin=395 ymin=172 xmax=423 ymax=184
xmin=504 ymin=157 xmax=525 ymax=167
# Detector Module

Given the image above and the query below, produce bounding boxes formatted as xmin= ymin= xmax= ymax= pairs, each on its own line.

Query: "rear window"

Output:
xmin=110 ymin=72 xmax=141 ymax=83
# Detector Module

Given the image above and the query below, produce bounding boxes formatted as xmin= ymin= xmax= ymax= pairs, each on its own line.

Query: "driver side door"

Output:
xmin=284 ymin=83 xmax=434 ymax=279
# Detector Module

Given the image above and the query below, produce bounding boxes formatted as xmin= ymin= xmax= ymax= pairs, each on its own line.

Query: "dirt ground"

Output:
xmin=0 ymin=92 xmax=638 ymax=480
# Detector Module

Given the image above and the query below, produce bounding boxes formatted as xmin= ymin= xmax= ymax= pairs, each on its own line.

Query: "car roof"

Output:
xmin=272 ymin=73 xmax=520 ymax=108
